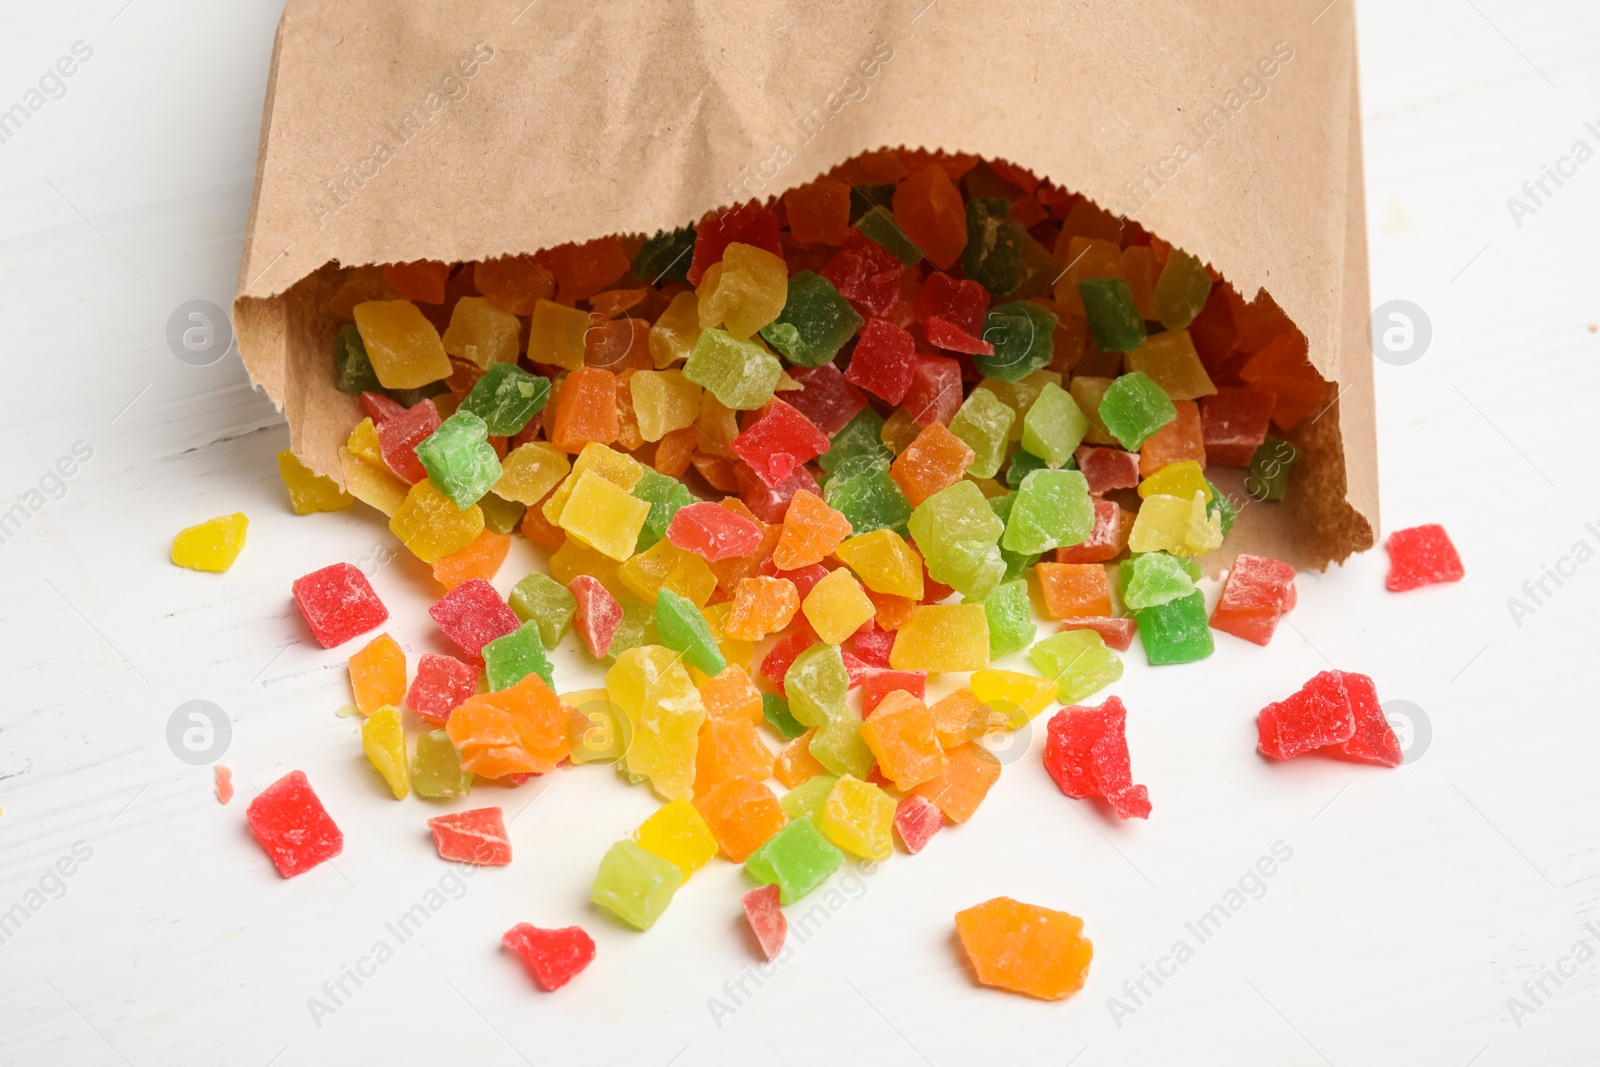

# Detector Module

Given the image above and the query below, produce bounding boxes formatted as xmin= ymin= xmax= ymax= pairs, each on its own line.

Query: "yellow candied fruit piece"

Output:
xmin=1127 ymin=493 xmax=1191 ymax=556
xmin=340 ymin=447 xmax=408 ymax=517
xmin=1182 ymin=489 xmax=1224 ymax=557
xmin=558 ymin=471 xmax=651 ymax=562
xmin=696 ymin=243 xmax=789 ymax=340
xmin=618 ymin=538 xmax=718 ymax=607
xmin=550 ymin=539 xmax=626 ymax=599
xmin=635 ymin=798 xmax=720 ymax=879
xmin=361 ymin=705 xmax=410 ymax=800
xmin=606 ymin=645 xmax=705 ymax=801
xmin=352 ymin=300 xmax=451 ymax=389
xmin=171 ymin=513 xmax=248 ymax=572
xmin=528 ymin=298 xmax=589 ymax=372
xmin=1138 ymin=460 xmax=1211 ymax=503
xmin=970 ymin=669 xmax=1059 ymax=726
xmin=801 ymin=568 xmax=876 ymax=646
xmin=818 ymin=775 xmax=896 ymax=861
xmin=1124 ymin=329 xmax=1216 ymax=401
xmin=835 ymin=528 xmax=924 ymax=600
xmin=496 ymin=442 xmax=571 ymax=506
xmin=649 ymin=290 xmax=702 ymax=369
xmin=347 ymin=417 xmax=384 ymax=464
xmin=390 ymin=480 xmax=485 ymax=563
xmin=277 ymin=450 xmax=353 ymax=514
xmin=541 ymin=442 xmax=644 ymax=525
xmin=629 ymin=370 xmax=702 ymax=443
xmin=889 ymin=604 xmax=991 ymax=673
xmin=441 ymin=296 xmax=521 ymax=369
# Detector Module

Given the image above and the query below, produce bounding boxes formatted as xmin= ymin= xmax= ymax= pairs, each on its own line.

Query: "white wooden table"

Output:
xmin=3 ymin=1 xmax=1597 ymax=1063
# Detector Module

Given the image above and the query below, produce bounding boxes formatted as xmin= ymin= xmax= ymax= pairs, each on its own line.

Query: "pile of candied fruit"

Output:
xmin=172 ymin=148 xmax=1464 ymax=999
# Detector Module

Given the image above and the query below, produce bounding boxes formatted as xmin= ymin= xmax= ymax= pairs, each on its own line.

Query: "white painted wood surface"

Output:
xmin=3 ymin=2 xmax=1598 ymax=1063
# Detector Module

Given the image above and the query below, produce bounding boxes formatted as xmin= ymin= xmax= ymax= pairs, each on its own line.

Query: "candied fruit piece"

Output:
xmin=607 ymin=646 xmax=705 ymax=800
xmin=913 ymin=743 xmax=1000 ymax=823
xmin=955 ymin=897 xmax=1093 ymax=1000
xmin=483 ymin=621 xmax=555 ymax=691
xmin=1135 ymin=590 xmax=1214 ymax=665
xmin=1044 ymin=697 xmax=1150 ymax=819
xmin=569 ymin=574 xmax=624 ymax=658
xmin=292 ymin=563 xmax=388 ymax=648
xmin=277 ymin=450 xmax=353 ymax=514
xmin=802 ymin=568 xmax=876 ymax=646
xmin=171 ymin=513 xmax=248 ymax=572
xmin=759 ymin=271 xmax=863 ymax=367
xmin=406 ymin=654 xmax=478 ymax=724
xmin=354 ymin=300 xmax=451 ymax=389
xmin=890 ymin=604 xmax=991 ymax=673
xmin=1333 ymin=671 xmax=1403 ymax=767
xmin=683 ymin=328 xmax=783 ymax=411
xmin=859 ymin=691 xmax=946 ymax=790
xmin=1201 ymin=387 xmax=1275 ymax=467
xmin=591 ymin=840 xmax=682 ymax=930
xmin=348 ymin=633 xmax=406 ymax=715
xmin=246 ymin=770 xmax=344 ymax=878
xmin=503 ymin=923 xmax=596 ymax=991
xmin=742 ymin=883 xmax=788 ymax=961
xmin=548 ymin=367 xmax=620 ymax=452
xmin=412 ymin=728 xmax=472 ymax=797
xmin=430 ymin=578 xmax=520 ymax=661
xmin=1029 ymin=630 xmax=1121 ymax=705
xmin=1210 ymin=554 xmax=1297 ymax=645
xmin=744 ymin=817 xmax=845 ymax=906
xmin=772 ymin=491 xmax=853 ymax=571
xmin=1257 ymin=670 xmax=1358 ymax=760
xmin=391 ymin=480 xmax=485 ymax=563
xmin=428 ymin=806 xmax=511 ymax=865
xmin=844 ymin=318 xmax=917 ymax=405
xmin=821 ymin=230 xmax=904 ymax=318
xmin=818 ymin=775 xmax=896 ymax=861
xmin=695 ymin=776 xmax=787 ymax=862
xmin=1385 ymin=524 xmax=1464 ymax=592
xmin=894 ymin=794 xmax=944 ymax=854
xmin=635 ymin=798 xmax=720 ymax=879
xmin=732 ymin=399 xmax=831 ymax=489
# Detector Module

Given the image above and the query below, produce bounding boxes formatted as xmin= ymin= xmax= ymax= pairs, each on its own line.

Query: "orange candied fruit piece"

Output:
xmin=693 ymin=715 xmax=776 ymax=795
xmin=694 ymin=776 xmax=787 ymax=862
xmin=545 ymin=236 xmax=632 ymax=303
xmin=772 ymin=491 xmax=853 ymax=571
xmin=445 ymin=672 xmax=572 ymax=779
xmin=549 ymin=367 xmax=620 ymax=453
xmin=725 ymin=576 xmax=800 ymax=641
xmin=699 ymin=664 xmax=765 ymax=725
xmin=859 ymin=690 xmax=947 ymax=791
xmin=1035 ymin=562 xmax=1113 ymax=619
xmin=585 ymin=316 xmax=652 ymax=372
xmin=432 ymin=530 xmax=512 ymax=590
xmin=913 ymin=742 xmax=1001 ymax=823
xmin=865 ymin=587 xmax=916 ymax=631
xmin=1137 ymin=400 xmax=1206 ymax=478
xmin=890 ymin=422 xmax=976 ymax=507
xmin=383 ymin=259 xmax=451 ymax=304
xmin=893 ymin=164 xmax=968 ymax=270
xmin=784 ymin=177 xmax=853 ymax=247
xmin=692 ymin=452 xmax=741 ymax=493
xmin=654 ymin=426 xmax=698 ymax=479
xmin=1238 ymin=330 xmax=1329 ymax=430
xmin=775 ymin=729 xmax=828 ymax=788
xmin=928 ymin=688 xmax=1008 ymax=749
xmin=519 ymin=489 xmax=567 ymax=551
xmin=472 ymin=254 xmax=555 ymax=315
xmin=348 ymin=632 xmax=406 ymax=715
xmin=955 ymin=897 xmax=1094 ymax=1001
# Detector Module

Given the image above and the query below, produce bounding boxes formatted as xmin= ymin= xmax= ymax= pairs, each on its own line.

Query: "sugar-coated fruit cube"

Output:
xmin=1122 ymin=552 xmax=1197 ymax=610
xmin=1246 ymin=435 xmax=1299 ymax=501
xmin=433 ymin=530 xmax=512 ymax=591
xmin=731 ymin=399 xmax=831 ymax=489
xmin=912 ymin=743 xmax=1001 ymax=823
xmin=983 ymin=579 xmax=1037 ymax=658
xmin=1125 ymin=330 xmax=1215 ymax=400
xmin=917 ymin=272 xmax=990 ymax=353
xmin=635 ymin=798 xmax=720 ymax=879
xmin=1036 ymin=562 xmax=1113 ymax=619
xmin=902 ymin=353 xmax=964 ymax=428
xmin=802 ymin=568 xmax=876 ymax=646
xmin=759 ymin=271 xmax=864 ymax=367
xmin=1135 ymin=590 xmax=1214 ymax=665
xmin=333 ymin=324 xmax=381 ymax=394
xmin=764 ymin=692 xmax=807 ymax=742
xmin=818 ymin=775 xmax=896 ymax=861
xmin=744 ymin=817 xmax=845 ymax=905
xmin=1333 ymin=671 xmax=1403 ymax=767
xmin=1078 ymin=276 xmax=1146 ymax=353
xmin=697 ymin=242 xmax=788 ymax=340
xmin=844 ymin=318 xmax=917 ymax=404
xmin=1074 ymin=446 xmax=1141 ymax=496
xmin=1098 ymin=372 xmax=1176 ymax=450
xmin=429 ymin=578 xmax=520 ymax=661
xmin=391 ymin=480 xmax=486 ymax=563
xmin=971 ymin=669 xmax=1059 ymax=724
xmin=442 ymin=296 xmax=520 ymax=369
xmin=907 ymin=481 xmax=1005 ymax=601
xmin=894 ymin=793 xmax=944 ymax=854
xmin=859 ymin=691 xmax=946 ymax=790
xmin=1385 ymin=524 xmax=1464 ymax=592
xmin=666 ymin=502 xmax=760 ymax=562
xmin=785 ymin=363 xmax=868 ymax=437
xmin=695 ymin=776 xmax=787 ymax=862
xmin=447 ymin=672 xmax=571 ymax=778
xmin=822 ymin=230 xmax=905 ymax=318
xmin=778 ymin=772 xmax=836 ymax=822
xmin=428 ymin=806 xmax=511 ymax=865
xmin=698 ymin=663 xmax=764 ymax=724
xmin=171 ymin=513 xmax=249 ymax=572
xmin=1003 ymin=469 xmax=1094 ymax=555
xmin=963 ymin=197 xmax=1024 ymax=296
xmin=406 ymin=654 xmax=478 ymax=724
xmin=1200 ymin=387 xmax=1275 ymax=466
xmin=976 ymin=301 xmax=1057 ymax=382
xmin=353 ymin=299 xmax=451 ymax=389
xmin=277 ymin=450 xmax=353 ymax=513
xmin=1029 ymin=630 xmax=1122 ymax=705
xmin=1044 ymin=697 xmax=1150 ymax=819
xmin=890 ymin=604 xmax=991 ymax=673
xmin=412 ymin=729 xmax=473 ymax=797
xmin=558 ymin=471 xmax=652 ymax=561
xmin=348 ymin=633 xmax=406 ymax=715
xmin=1138 ymin=399 xmax=1207 ymax=478
xmin=246 ymin=770 xmax=344 ymax=878
xmin=591 ymin=840 xmax=683 ymax=930
xmin=890 ymin=421 xmax=975 ymax=507
xmin=835 ymin=529 xmax=924 ymax=600
xmin=568 ymin=574 xmax=624 ymax=657
xmin=292 ymin=563 xmax=389 ymax=648
xmin=1210 ymin=554 xmax=1297 ymax=645
xmin=741 ymin=883 xmax=789 ymax=961
xmin=773 ymin=491 xmax=853 ymax=571
xmin=824 ymin=461 xmax=914 ymax=538
xmin=483 ymin=621 xmax=555 ymax=691
xmin=1153 ymin=248 xmax=1212 ymax=330
xmin=947 ymin=388 xmax=1015 ymax=479
xmin=656 ymin=588 xmax=726 ymax=676
xmin=503 ymin=923 xmax=596 ymax=991
xmin=359 ymin=705 xmax=411 ymax=799
xmin=692 ymin=713 xmax=774 ymax=795
xmin=683 ymin=328 xmax=783 ymax=410
xmin=1256 ymin=670 xmax=1358 ymax=759
xmin=607 ymin=646 xmax=705 ymax=799
xmin=955 ymin=897 xmax=1093 ymax=1000
xmin=861 ymin=668 xmax=926 ymax=714
xmin=1017 ymin=382 xmax=1088 ymax=466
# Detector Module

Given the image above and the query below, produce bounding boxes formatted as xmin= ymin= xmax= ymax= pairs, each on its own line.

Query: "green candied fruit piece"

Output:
xmin=1246 ymin=436 xmax=1299 ymax=502
xmin=415 ymin=410 xmax=503 ymax=509
xmin=1030 ymin=630 xmax=1123 ymax=705
xmin=762 ymin=692 xmax=807 ymax=741
xmin=411 ymin=729 xmax=472 ymax=799
xmin=1004 ymin=448 xmax=1050 ymax=490
xmin=1078 ymin=276 xmax=1148 ymax=353
xmin=1118 ymin=552 xmax=1203 ymax=594
xmin=477 ymin=491 xmax=526 ymax=535
xmin=854 ymin=206 xmax=923 ymax=265
xmin=1122 ymin=552 xmax=1198 ymax=610
xmin=743 ymin=816 xmax=845 ymax=905
xmin=823 ymin=461 xmax=912 ymax=537
xmin=655 ymin=588 xmax=725 ymax=677
xmin=1206 ymin=481 xmax=1237 ymax=535
xmin=819 ymin=407 xmax=890 ymax=473
xmin=976 ymin=301 xmax=1057 ymax=382
xmin=509 ymin=571 xmax=577 ymax=648
xmin=1135 ymin=590 xmax=1214 ymax=665
xmin=962 ymin=197 xmax=1025 ymax=297
xmin=482 ymin=621 xmax=555 ymax=691
xmin=908 ymin=480 xmax=1006 ymax=602
xmin=1021 ymin=381 xmax=1091 ymax=466
xmin=811 ymin=713 xmax=874 ymax=779
xmin=591 ymin=839 xmax=683 ymax=930
xmin=849 ymin=183 xmax=896 ymax=222
xmin=606 ymin=599 xmax=656 ymax=658
xmin=334 ymin=324 xmax=382 ymax=394
xmin=758 ymin=271 xmax=865 ymax=368
xmin=682 ymin=328 xmax=783 ymax=410
xmin=460 ymin=363 xmax=549 ymax=436
xmin=785 ymin=643 xmax=848 ymax=727
xmin=633 ymin=225 xmax=697 ymax=284
xmin=947 ymin=387 xmax=1016 ymax=479
xmin=1153 ymin=249 xmax=1213 ymax=331
xmin=1002 ymin=469 xmax=1094 ymax=555
xmin=987 ymin=493 xmax=1041 ymax=582
xmin=1099 ymin=371 xmax=1177 ymax=450
xmin=779 ymin=775 xmax=839 ymax=824
xmin=981 ymin=579 xmax=1035 ymax=659
xmin=632 ymin=470 xmax=694 ymax=552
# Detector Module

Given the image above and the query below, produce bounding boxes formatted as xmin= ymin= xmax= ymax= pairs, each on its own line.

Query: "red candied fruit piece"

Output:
xmin=1256 ymin=670 xmax=1357 ymax=760
xmin=1054 ymin=500 xmax=1132 ymax=565
xmin=901 ymin=354 xmax=963 ymax=428
xmin=1332 ymin=671 xmax=1402 ymax=767
xmin=1043 ymin=696 xmax=1151 ymax=820
xmin=861 ymin=669 xmax=926 ymax=714
xmin=1058 ymin=617 xmax=1137 ymax=652
xmin=292 ymin=562 xmax=389 ymax=648
xmin=742 ymin=883 xmax=787 ymax=961
xmin=1200 ymin=387 xmax=1275 ymax=467
xmin=246 ymin=770 xmax=345 ymax=877
xmin=1073 ymin=446 xmax=1141 ymax=496
xmin=894 ymin=793 xmax=944 ymax=855
xmin=760 ymin=631 xmax=815 ymax=694
xmin=844 ymin=318 xmax=918 ymax=405
xmin=785 ymin=364 xmax=868 ymax=436
xmin=568 ymin=576 xmax=623 ymax=658
xmin=761 ymin=560 xmax=829 ymax=602
xmin=1384 ymin=524 xmax=1464 ymax=592
xmin=741 ymin=463 xmax=820 ymax=525
xmin=428 ymin=806 xmax=512 ymax=866
xmin=731 ymin=399 xmax=831 ymax=490
xmin=820 ymin=230 xmax=904 ymax=318
xmin=851 ymin=623 xmax=896 ymax=668
xmin=502 ymin=923 xmax=597 ymax=991
xmin=360 ymin=391 xmax=407 ymax=424
xmin=840 ymin=648 xmax=869 ymax=690
xmin=406 ymin=653 xmax=480 ymax=724
xmin=1210 ymin=554 xmax=1297 ymax=646
xmin=377 ymin=398 xmax=441 ymax=484
xmin=916 ymin=273 xmax=993 ymax=355
xmin=667 ymin=501 xmax=763 ymax=562
xmin=687 ymin=201 xmax=783 ymax=286
xmin=429 ymin=578 xmax=521 ymax=660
